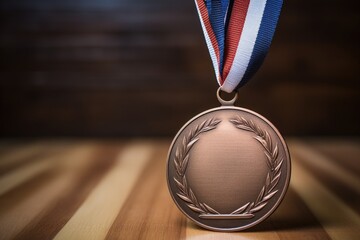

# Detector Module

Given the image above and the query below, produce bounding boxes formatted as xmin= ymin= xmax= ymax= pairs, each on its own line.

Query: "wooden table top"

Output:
xmin=0 ymin=138 xmax=359 ymax=240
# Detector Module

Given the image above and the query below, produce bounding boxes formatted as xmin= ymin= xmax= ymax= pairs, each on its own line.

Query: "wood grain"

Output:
xmin=289 ymin=140 xmax=360 ymax=214
xmin=14 ymin=143 xmax=123 ymax=240
xmin=0 ymin=138 xmax=359 ymax=239
xmin=0 ymin=0 xmax=359 ymax=137
xmin=290 ymin=150 xmax=360 ymax=240
xmin=54 ymin=141 xmax=154 ymax=240
xmin=105 ymin=142 xmax=186 ymax=240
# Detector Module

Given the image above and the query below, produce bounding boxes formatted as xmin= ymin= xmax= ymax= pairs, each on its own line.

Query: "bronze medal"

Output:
xmin=168 ymin=0 xmax=289 ymax=231
xmin=166 ymin=90 xmax=291 ymax=231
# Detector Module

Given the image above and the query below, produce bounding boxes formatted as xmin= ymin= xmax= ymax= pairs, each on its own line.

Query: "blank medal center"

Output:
xmin=186 ymin=120 xmax=268 ymax=213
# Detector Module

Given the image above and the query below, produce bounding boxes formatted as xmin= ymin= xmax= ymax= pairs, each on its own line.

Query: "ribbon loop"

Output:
xmin=195 ymin=0 xmax=283 ymax=93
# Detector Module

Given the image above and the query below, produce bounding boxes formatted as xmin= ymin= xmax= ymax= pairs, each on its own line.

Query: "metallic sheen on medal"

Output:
xmin=167 ymin=0 xmax=290 ymax=231
xmin=167 ymin=90 xmax=291 ymax=231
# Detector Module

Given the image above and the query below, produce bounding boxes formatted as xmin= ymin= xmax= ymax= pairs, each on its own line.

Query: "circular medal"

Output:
xmin=166 ymin=90 xmax=291 ymax=231
xmin=167 ymin=0 xmax=288 ymax=231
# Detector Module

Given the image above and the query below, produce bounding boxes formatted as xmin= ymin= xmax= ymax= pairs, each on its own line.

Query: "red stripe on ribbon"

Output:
xmin=196 ymin=0 xmax=222 ymax=81
xmin=222 ymin=0 xmax=251 ymax=83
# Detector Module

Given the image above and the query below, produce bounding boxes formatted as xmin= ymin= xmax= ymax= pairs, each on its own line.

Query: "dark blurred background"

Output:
xmin=0 ymin=0 xmax=359 ymax=138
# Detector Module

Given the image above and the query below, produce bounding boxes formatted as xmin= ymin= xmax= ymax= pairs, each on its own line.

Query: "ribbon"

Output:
xmin=194 ymin=0 xmax=283 ymax=93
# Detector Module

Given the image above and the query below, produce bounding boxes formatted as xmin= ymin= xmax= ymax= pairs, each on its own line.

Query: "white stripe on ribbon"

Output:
xmin=194 ymin=0 xmax=221 ymax=85
xmin=221 ymin=0 xmax=267 ymax=92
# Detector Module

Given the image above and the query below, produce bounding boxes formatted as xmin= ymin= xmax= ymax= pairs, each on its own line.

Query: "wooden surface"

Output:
xmin=0 ymin=138 xmax=359 ymax=239
xmin=1 ymin=0 xmax=359 ymax=137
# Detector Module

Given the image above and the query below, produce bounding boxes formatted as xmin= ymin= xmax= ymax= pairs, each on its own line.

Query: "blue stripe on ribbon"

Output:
xmin=206 ymin=0 xmax=230 ymax=76
xmin=238 ymin=0 xmax=283 ymax=88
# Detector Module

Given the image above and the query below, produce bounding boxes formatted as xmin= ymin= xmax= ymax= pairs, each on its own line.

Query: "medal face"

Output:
xmin=166 ymin=106 xmax=291 ymax=231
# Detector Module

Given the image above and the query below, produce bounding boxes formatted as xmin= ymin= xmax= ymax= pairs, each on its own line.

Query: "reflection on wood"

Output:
xmin=0 ymin=138 xmax=358 ymax=239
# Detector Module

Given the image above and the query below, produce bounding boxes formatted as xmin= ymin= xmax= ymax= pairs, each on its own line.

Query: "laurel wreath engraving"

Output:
xmin=229 ymin=116 xmax=283 ymax=217
xmin=173 ymin=115 xmax=283 ymax=218
xmin=174 ymin=118 xmax=221 ymax=215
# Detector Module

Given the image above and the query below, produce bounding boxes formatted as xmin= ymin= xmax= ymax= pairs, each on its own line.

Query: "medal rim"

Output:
xmin=166 ymin=106 xmax=291 ymax=232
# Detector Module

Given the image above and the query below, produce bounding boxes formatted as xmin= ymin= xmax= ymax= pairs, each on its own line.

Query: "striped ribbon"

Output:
xmin=194 ymin=0 xmax=283 ymax=93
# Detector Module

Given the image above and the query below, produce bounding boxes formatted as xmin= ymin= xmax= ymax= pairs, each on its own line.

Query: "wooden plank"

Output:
xmin=290 ymin=142 xmax=360 ymax=240
xmin=0 ymin=141 xmax=73 ymax=176
xmin=13 ymin=143 xmax=122 ymax=240
xmin=290 ymin=140 xmax=360 ymax=194
xmin=0 ymin=141 xmax=32 ymax=155
xmin=307 ymin=139 xmax=360 ymax=176
xmin=0 ymin=144 xmax=88 ymax=196
xmin=53 ymin=141 xmax=154 ymax=240
xmin=0 ymin=2 xmax=193 ymax=12
xmin=1 ymin=84 xmax=359 ymax=137
xmin=0 ymin=139 xmax=358 ymax=239
xmin=0 ymin=0 xmax=359 ymax=137
xmin=289 ymin=140 xmax=360 ymax=214
xmin=0 ymin=142 xmax=45 ymax=170
xmin=268 ymin=189 xmax=331 ymax=240
xmin=0 ymin=145 xmax=96 ymax=240
xmin=105 ymin=141 xmax=186 ymax=240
